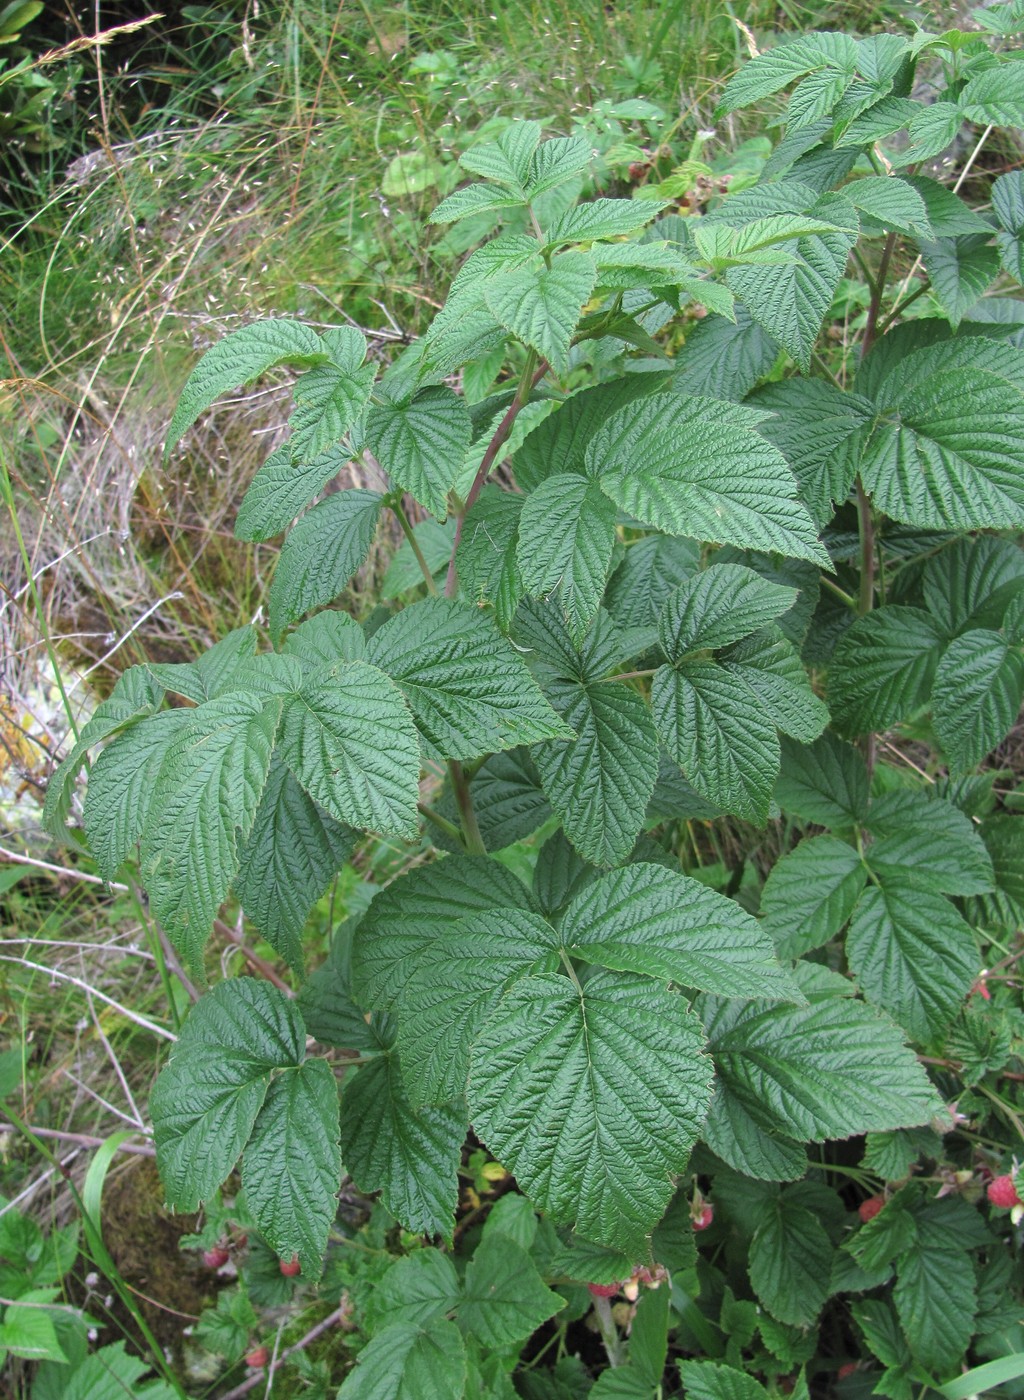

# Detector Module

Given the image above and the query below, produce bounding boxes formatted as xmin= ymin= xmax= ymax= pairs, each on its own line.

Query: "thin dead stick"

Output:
xmin=0 ymin=1124 xmax=155 ymax=1157
xmin=217 ymin=1306 xmax=350 ymax=1400
xmin=0 ymin=846 xmax=128 ymax=890
xmin=0 ymin=956 xmax=175 ymax=1041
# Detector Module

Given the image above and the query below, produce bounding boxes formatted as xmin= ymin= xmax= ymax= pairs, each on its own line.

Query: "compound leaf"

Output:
xmin=366 ymin=386 xmax=473 ymax=518
xmin=484 ymin=252 xmax=597 ymax=373
xmin=658 ymin=563 xmax=797 ymax=655
xmin=235 ymin=445 xmax=350 ymax=542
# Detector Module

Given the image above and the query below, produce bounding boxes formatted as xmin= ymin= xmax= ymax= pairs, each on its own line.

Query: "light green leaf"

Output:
xmin=366 ymin=597 xmax=570 ymax=760
xmin=455 ymin=487 xmax=523 ymax=631
xmin=863 ymin=790 xmax=995 ymax=896
xmin=704 ymin=990 xmax=942 ymax=1144
xmin=513 ymin=376 xmax=658 ymax=491
xmin=396 ymin=907 xmax=560 ymax=1108
xmin=0 ymin=1301 xmax=66 ymax=1362
xmin=234 ymin=445 xmax=349 ymax=542
xmin=282 ymin=610 xmax=366 ymax=669
xmin=279 ymin=660 xmax=421 ymax=838
xmin=83 ymin=710 xmax=189 ymax=883
xmin=468 ymin=970 xmax=714 ymax=1256
xmin=775 ymin=731 xmax=869 ymax=827
xmin=526 ymin=133 xmax=594 ymax=198
xmin=383 ymin=518 xmax=455 ymax=599
xmin=960 ymin=62 xmax=1024 ymax=127
xmin=167 ymin=319 xmax=326 ymax=450
xmin=459 ymin=1232 xmax=565 ymax=1347
xmin=716 ymin=31 xmax=858 ymax=116
xmin=234 ymin=759 xmax=353 ymax=972
xmin=350 ymin=856 xmax=536 ymax=1013
xmin=920 ymin=235 xmax=1001 ymax=326
xmin=243 ymin=1057 xmax=340 ymax=1280
xmin=749 ymin=1199 xmax=833 ymax=1326
xmin=517 ymin=474 xmax=617 ymax=640
xmin=932 ymin=629 xmax=1024 ymax=771
xmin=141 ymin=693 xmax=279 ymax=972
xmin=429 ymin=181 xmax=526 ymax=224
xmin=559 ymin=862 xmax=802 ymax=1001
xmin=857 ymin=337 xmax=1024 ymax=529
xmin=371 ymin=1251 xmax=460 ymax=1331
xmin=460 ymin=121 xmax=540 ymax=191
xmin=658 ymin=563 xmax=796 ymax=655
xmin=268 ymin=489 xmax=383 ymax=640
xmin=338 ymin=1055 xmax=465 ymax=1242
xmin=760 ymin=835 xmax=866 ymax=959
xmin=484 ymin=252 xmax=597 ymax=373
xmin=338 ymin=1319 xmax=467 ymax=1400
xmin=894 ymin=1241 xmax=977 ymax=1376
xmin=679 ymin=1359 xmax=770 ymax=1400
xmin=846 ymin=175 xmax=930 ymax=236
xmin=148 ymin=625 xmax=259 ymax=703
xmin=834 ymin=95 xmax=918 ymax=147
xmin=722 ymin=628 xmax=829 ymax=742
xmin=652 ymin=661 xmax=779 ymax=823
xmin=545 ymin=198 xmax=660 ymax=246
xmin=728 ymin=194 xmax=858 ymax=370
xmin=290 ymin=334 xmax=374 ymax=458
xmin=150 ymin=978 xmax=304 ymax=1209
xmin=828 ymin=606 xmax=946 ymax=735
xmin=895 ymin=102 xmax=962 ymax=165
xmin=588 ymin=392 xmax=827 ymax=565
xmin=847 ymin=884 xmax=977 ymax=1042
xmin=59 ymin=1342 xmax=175 ymax=1400
xmin=366 ymin=386 xmax=472 ymax=517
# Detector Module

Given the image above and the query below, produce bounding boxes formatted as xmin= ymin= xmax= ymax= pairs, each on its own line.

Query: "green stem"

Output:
xmin=878 ymin=278 xmax=931 ymax=334
xmin=447 ymin=759 xmax=486 ymax=855
xmin=418 ymin=800 xmax=463 ymax=845
xmin=393 ymin=497 xmax=438 ymax=595
xmin=444 ymin=350 xmax=545 ymax=599
xmin=856 ymin=479 xmax=875 ymax=616
xmin=820 ymin=575 xmax=857 ymax=609
xmin=592 ymin=1294 xmax=626 ymax=1368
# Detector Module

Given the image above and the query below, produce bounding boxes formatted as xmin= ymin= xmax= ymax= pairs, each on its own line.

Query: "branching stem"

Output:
xmin=393 ymin=497 xmax=438 ymax=595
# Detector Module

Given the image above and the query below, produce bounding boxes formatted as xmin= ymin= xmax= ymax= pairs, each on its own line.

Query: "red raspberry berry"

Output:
xmin=988 ymin=1174 xmax=1022 ymax=1208
xmin=279 ymin=1254 xmax=301 ymax=1276
xmin=245 ymin=1346 xmax=269 ymax=1368
xmin=837 ymin=1362 xmax=858 ymax=1380
xmin=858 ymin=1196 xmax=885 ymax=1223
xmin=587 ymin=1282 xmax=620 ymax=1298
xmin=692 ymin=1203 xmax=714 ymax=1231
xmin=202 ymin=1245 xmax=230 ymax=1270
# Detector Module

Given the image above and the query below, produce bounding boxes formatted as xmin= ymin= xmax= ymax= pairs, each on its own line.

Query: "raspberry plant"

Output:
xmin=46 ymin=16 xmax=1024 ymax=1397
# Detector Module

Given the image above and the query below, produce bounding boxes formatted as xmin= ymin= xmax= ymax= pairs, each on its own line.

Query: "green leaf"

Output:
xmin=702 ymin=1085 xmax=808 ymax=1181
xmin=932 ymin=629 xmax=1024 ymax=771
xmin=149 ymin=625 xmax=259 ymax=703
xmin=894 ymin=1242 xmax=977 ymax=1376
xmin=234 ymin=759 xmax=353 ymax=972
xmin=923 ymin=533 xmax=1024 ymax=634
xmin=234 ymin=445 xmax=349 ymax=542
xmin=716 ymin=32 xmax=858 ymax=116
xmin=775 ymin=731 xmax=869 ymax=826
xmin=863 ymin=790 xmax=995 ymax=896
xmin=484 ymin=252 xmax=597 ymax=373
xmin=396 ymin=907 xmax=560 ymax=1108
xmin=727 ymin=193 xmax=858 ymax=370
xmin=83 ymin=710 xmax=190 ymax=882
xmin=372 ymin=1251 xmax=460 ymax=1330
xmin=679 ymin=1360 xmax=770 ymax=1400
xmin=960 ymin=62 xmax=1024 ymax=127
xmin=366 ymin=597 xmax=571 ymax=759
xmin=760 ymin=835 xmax=866 ymax=959
xmin=442 ymin=748 xmax=551 ymax=853
xmin=455 ymin=487 xmax=523 ymax=631
xmin=521 ymin=610 xmax=659 ymax=866
xmin=703 ymin=991 xmax=942 ymax=1145
xmin=351 ymin=856 xmax=537 ymax=1013
xmin=834 ymin=95 xmax=918 ymax=147
xmin=560 ymin=861 xmax=802 ymax=1001
xmin=141 ymin=693 xmax=279 ymax=971
xmin=278 ymin=661 xmax=421 ymax=838
xmin=469 ymin=971 xmax=713 ymax=1256
xmin=605 ymin=535 xmax=700 ymax=633
xmin=166 ymin=319 xmax=326 ymax=451
xmin=518 ymin=475 xmax=617 ymax=640
xmin=658 ymin=563 xmax=796 ymax=655
xmin=896 ymin=102 xmax=963 ymax=165
xmin=751 ymin=378 xmax=870 ymax=527
xmin=749 ymin=1198 xmax=833 ymax=1326
xmin=857 ymin=337 xmax=1024 ymax=529
xmin=722 ymin=628 xmax=829 ymax=742
xmin=460 ymin=121 xmax=540 ymax=191
xmin=429 ymin=181 xmax=526 ymax=224
xmin=383 ymin=518 xmax=455 ymax=599
xmin=0 ymin=1300 xmax=67 ymax=1362
xmin=282 ymin=610 xmax=366 ymax=669
xmin=526 ymin=133 xmax=593 ymax=198
xmin=243 ymin=1057 xmax=340 ymax=1280
xmin=993 ymin=169 xmax=1024 ymax=279
xmin=338 ymin=1055 xmax=465 ymax=1241
xmin=366 ymin=386 xmax=472 ymax=517
xmin=338 ymin=1319 xmax=467 ymax=1400
xmin=268 ymin=489 xmax=383 ymax=640
xmin=847 ymin=884 xmax=977 ymax=1041
xmin=828 ymin=606 xmax=946 ymax=735
xmin=672 ymin=306 xmax=779 ymax=401
xmin=513 ymin=376 xmax=659 ymax=491
xmin=904 ymin=176 xmax=992 ymax=236
xmin=587 ymin=393 xmax=828 ymax=566
xmin=920 ymin=235 xmax=1001 ymax=327
xmin=290 ymin=333 xmax=375 ymax=457
xmin=150 ymin=978 xmax=303 ymax=1209
xmin=545 ymin=199 xmax=660 ymax=246
xmin=59 ymin=1342 xmax=175 ymax=1400
xmin=652 ymin=661 xmax=779 ymax=823
xmin=846 ymin=175 xmax=930 ymax=236
xmin=459 ymin=1232 xmax=565 ymax=1347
